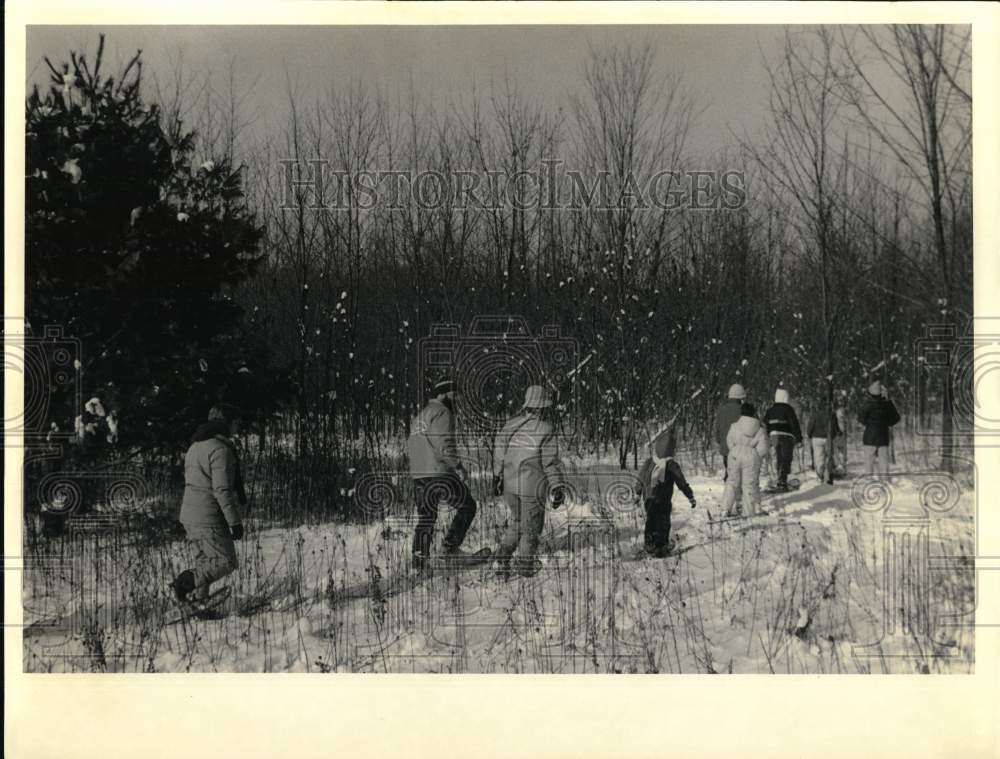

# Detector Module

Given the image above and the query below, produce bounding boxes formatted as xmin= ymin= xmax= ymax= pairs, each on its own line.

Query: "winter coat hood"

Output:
xmin=774 ymin=388 xmax=790 ymax=404
xmin=727 ymin=415 xmax=770 ymax=460
xmin=191 ymin=420 xmax=231 ymax=444
xmin=734 ymin=415 xmax=762 ymax=437
xmin=651 ymin=426 xmax=677 ymax=458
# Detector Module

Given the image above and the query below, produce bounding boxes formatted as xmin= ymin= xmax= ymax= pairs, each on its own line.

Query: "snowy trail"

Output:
xmin=21 ymin=465 xmax=975 ymax=673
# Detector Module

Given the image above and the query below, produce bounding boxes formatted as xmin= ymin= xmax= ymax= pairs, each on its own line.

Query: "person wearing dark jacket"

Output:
xmin=635 ymin=426 xmax=695 ymax=557
xmin=715 ymin=384 xmax=746 ymax=482
xmin=858 ymin=381 xmax=901 ymax=475
xmin=763 ymin=388 xmax=802 ymax=490
xmin=807 ymin=408 xmax=842 ymax=484
xmin=171 ymin=404 xmax=247 ymax=607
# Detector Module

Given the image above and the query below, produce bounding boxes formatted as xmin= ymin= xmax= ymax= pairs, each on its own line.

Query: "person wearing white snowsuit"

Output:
xmin=715 ymin=383 xmax=747 ymax=482
xmin=722 ymin=403 xmax=770 ymax=517
xmin=492 ymin=385 xmax=567 ymax=577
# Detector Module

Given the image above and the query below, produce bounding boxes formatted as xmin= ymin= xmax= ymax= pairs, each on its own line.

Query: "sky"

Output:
xmin=26 ymin=25 xmax=791 ymax=160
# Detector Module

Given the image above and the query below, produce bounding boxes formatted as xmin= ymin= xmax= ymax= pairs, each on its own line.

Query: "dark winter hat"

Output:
xmin=740 ymin=402 xmax=757 ymax=417
xmin=653 ymin=426 xmax=677 ymax=458
xmin=208 ymin=404 xmax=242 ymax=424
xmin=432 ymin=379 xmax=458 ymax=396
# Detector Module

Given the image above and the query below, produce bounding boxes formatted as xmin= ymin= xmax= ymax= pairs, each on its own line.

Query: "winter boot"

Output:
xmin=170 ymin=570 xmax=196 ymax=604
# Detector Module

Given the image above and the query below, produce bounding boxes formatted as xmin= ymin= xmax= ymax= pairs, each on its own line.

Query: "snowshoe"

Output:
xmin=429 ymin=546 xmax=492 ymax=571
xmin=764 ymin=478 xmax=801 ymax=495
xmin=166 ymin=585 xmax=232 ymax=624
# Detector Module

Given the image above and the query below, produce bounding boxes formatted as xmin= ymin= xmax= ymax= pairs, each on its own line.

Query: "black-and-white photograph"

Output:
xmin=10 ymin=16 xmax=983 ymax=681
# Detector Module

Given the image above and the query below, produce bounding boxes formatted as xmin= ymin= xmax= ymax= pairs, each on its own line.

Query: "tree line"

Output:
xmin=25 ymin=26 xmax=972 ymax=520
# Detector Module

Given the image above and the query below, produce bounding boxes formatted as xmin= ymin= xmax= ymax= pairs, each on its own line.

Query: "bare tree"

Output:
xmin=839 ymin=24 xmax=973 ymax=467
xmin=569 ymin=41 xmax=697 ymax=468
xmin=743 ymin=28 xmax=864 ymax=480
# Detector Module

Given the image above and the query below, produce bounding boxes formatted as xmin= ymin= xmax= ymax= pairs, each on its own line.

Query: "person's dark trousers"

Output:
xmin=643 ymin=495 xmax=673 ymax=556
xmin=411 ymin=475 xmax=477 ymax=557
xmin=773 ymin=436 xmax=795 ymax=485
xmin=722 ymin=453 xmax=728 ymax=483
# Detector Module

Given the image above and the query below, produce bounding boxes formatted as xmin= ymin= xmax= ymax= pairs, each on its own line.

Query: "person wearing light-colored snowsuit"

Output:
xmin=722 ymin=403 xmax=770 ymax=517
xmin=171 ymin=404 xmax=247 ymax=605
xmin=858 ymin=381 xmax=901 ymax=476
xmin=407 ymin=379 xmax=477 ymax=568
xmin=715 ymin=383 xmax=747 ymax=482
xmin=834 ymin=399 xmax=850 ymax=471
xmin=492 ymin=385 xmax=567 ymax=577
xmin=807 ymin=409 xmax=842 ymax=484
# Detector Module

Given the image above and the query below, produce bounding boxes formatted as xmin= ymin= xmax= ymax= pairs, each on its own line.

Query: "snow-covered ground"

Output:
xmin=21 ymin=450 xmax=975 ymax=673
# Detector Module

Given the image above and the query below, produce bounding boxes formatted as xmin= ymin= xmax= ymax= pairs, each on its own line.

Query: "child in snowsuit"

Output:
xmin=858 ymin=381 xmax=901 ymax=476
xmin=635 ymin=426 xmax=696 ymax=557
xmin=807 ymin=409 xmax=842 ymax=484
xmin=714 ymin=383 xmax=747 ymax=482
xmin=763 ymin=388 xmax=803 ymax=490
xmin=722 ymin=403 xmax=770 ymax=517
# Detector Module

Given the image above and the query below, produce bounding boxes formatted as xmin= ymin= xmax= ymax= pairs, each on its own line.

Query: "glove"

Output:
xmin=492 ymin=474 xmax=504 ymax=496
xmin=550 ymin=487 xmax=565 ymax=509
xmin=689 ymin=498 xmax=697 ymax=509
xmin=230 ymin=523 xmax=244 ymax=540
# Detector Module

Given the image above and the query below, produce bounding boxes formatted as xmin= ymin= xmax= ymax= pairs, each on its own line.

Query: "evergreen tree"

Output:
xmin=26 ymin=36 xmax=274 ymax=459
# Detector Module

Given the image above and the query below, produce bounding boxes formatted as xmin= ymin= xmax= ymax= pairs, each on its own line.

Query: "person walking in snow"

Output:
xmin=763 ymin=388 xmax=803 ymax=491
xmin=859 ymin=381 xmax=901 ymax=476
xmin=722 ymin=402 xmax=770 ymax=518
xmin=715 ymin=384 xmax=747 ymax=481
xmin=492 ymin=385 xmax=567 ymax=577
xmin=807 ymin=406 xmax=842 ymax=484
xmin=834 ymin=397 xmax=850 ymax=472
xmin=407 ymin=379 xmax=478 ymax=569
xmin=634 ymin=425 xmax=696 ymax=557
xmin=171 ymin=404 xmax=247 ymax=607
